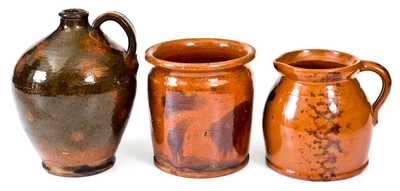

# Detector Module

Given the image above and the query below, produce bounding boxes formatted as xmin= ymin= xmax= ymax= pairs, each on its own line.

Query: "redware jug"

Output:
xmin=12 ymin=9 xmax=138 ymax=177
xmin=263 ymin=49 xmax=391 ymax=181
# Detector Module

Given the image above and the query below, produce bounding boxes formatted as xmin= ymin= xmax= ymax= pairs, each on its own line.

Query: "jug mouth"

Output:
xmin=145 ymin=38 xmax=255 ymax=71
xmin=274 ymin=49 xmax=361 ymax=82
xmin=59 ymin=9 xmax=89 ymax=19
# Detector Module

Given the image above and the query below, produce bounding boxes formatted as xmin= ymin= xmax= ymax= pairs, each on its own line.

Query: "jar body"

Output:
xmin=149 ymin=66 xmax=253 ymax=178
xmin=263 ymin=76 xmax=373 ymax=181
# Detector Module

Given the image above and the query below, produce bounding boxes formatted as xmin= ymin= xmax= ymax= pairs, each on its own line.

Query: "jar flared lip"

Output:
xmin=145 ymin=38 xmax=256 ymax=71
xmin=274 ymin=49 xmax=361 ymax=73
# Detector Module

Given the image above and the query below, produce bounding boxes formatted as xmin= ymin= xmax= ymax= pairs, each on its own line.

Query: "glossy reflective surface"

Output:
xmin=263 ymin=49 xmax=391 ymax=181
xmin=146 ymin=38 xmax=255 ymax=178
xmin=12 ymin=9 xmax=138 ymax=177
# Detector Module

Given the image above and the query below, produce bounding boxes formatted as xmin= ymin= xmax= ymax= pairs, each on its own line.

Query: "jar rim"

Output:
xmin=145 ymin=38 xmax=255 ymax=71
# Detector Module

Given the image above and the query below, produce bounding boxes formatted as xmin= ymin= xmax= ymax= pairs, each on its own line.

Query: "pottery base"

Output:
xmin=42 ymin=156 xmax=115 ymax=177
xmin=266 ymin=158 xmax=368 ymax=181
xmin=154 ymin=155 xmax=249 ymax=178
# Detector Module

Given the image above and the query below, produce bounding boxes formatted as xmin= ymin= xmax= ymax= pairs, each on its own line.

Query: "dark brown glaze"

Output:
xmin=12 ymin=9 xmax=138 ymax=177
xmin=146 ymin=38 xmax=255 ymax=178
xmin=263 ymin=49 xmax=391 ymax=181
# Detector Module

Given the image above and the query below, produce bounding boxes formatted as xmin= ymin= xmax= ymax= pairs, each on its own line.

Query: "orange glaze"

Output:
xmin=263 ymin=49 xmax=391 ymax=181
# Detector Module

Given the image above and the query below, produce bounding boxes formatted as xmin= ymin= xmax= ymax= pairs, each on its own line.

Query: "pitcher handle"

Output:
xmin=92 ymin=12 xmax=137 ymax=58
xmin=359 ymin=60 xmax=391 ymax=125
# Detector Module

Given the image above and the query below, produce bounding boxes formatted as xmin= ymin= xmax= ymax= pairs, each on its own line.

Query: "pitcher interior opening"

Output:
xmin=289 ymin=60 xmax=348 ymax=69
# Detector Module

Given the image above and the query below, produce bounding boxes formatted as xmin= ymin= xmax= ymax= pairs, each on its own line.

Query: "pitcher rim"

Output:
xmin=273 ymin=49 xmax=362 ymax=82
xmin=274 ymin=49 xmax=361 ymax=72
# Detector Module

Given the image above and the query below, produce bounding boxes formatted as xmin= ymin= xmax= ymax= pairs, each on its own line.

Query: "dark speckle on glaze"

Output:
xmin=305 ymin=98 xmax=344 ymax=180
xmin=328 ymin=124 xmax=341 ymax=134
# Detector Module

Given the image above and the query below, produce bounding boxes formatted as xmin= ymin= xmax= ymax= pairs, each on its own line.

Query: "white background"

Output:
xmin=1 ymin=0 xmax=399 ymax=190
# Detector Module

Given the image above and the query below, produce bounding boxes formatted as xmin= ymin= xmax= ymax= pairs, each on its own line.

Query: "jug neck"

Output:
xmin=58 ymin=9 xmax=90 ymax=31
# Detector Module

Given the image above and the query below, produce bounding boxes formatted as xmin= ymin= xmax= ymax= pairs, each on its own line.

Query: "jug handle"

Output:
xmin=92 ymin=12 xmax=137 ymax=62
xmin=359 ymin=60 xmax=392 ymax=125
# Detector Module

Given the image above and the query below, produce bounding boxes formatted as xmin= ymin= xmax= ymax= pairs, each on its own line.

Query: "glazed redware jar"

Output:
xmin=146 ymin=38 xmax=255 ymax=178
xmin=12 ymin=9 xmax=138 ymax=177
xmin=263 ymin=49 xmax=391 ymax=181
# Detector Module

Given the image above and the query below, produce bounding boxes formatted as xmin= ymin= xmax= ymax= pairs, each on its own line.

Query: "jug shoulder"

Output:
xmin=13 ymin=32 xmax=135 ymax=95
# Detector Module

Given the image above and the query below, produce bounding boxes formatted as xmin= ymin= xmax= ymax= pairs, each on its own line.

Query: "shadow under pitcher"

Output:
xmin=146 ymin=38 xmax=255 ymax=178
xmin=12 ymin=9 xmax=138 ymax=177
xmin=263 ymin=49 xmax=391 ymax=181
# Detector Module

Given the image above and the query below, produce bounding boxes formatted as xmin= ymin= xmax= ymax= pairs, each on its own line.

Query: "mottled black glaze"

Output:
xmin=12 ymin=9 xmax=138 ymax=177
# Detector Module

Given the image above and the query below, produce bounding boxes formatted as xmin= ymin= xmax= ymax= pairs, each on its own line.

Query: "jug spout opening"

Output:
xmin=274 ymin=49 xmax=361 ymax=82
xmin=59 ymin=9 xmax=89 ymax=19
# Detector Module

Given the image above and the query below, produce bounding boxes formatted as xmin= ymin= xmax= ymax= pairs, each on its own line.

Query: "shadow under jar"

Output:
xmin=145 ymin=38 xmax=255 ymax=178
xmin=263 ymin=49 xmax=391 ymax=181
xmin=12 ymin=9 xmax=138 ymax=177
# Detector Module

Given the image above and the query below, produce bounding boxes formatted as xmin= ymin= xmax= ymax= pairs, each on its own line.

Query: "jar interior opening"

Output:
xmin=152 ymin=42 xmax=249 ymax=64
